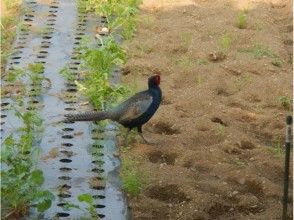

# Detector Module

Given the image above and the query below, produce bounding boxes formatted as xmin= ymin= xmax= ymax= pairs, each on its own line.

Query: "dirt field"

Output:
xmin=120 ymin=0 xmax=293 ymax=219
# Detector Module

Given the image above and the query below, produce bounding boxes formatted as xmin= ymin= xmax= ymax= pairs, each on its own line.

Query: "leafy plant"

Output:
xmin=76 ymin=37 xmax=130 ymax=109
xmin=59 ymin=67 xmax=76 ymax=81
xmin=78 ymin=194 xmax=100 ymax=219
xmin=196 ymin=58 xmax=208 ymax=65
xmin=1 ymin=110 xmax=53 ymax=219
xmin=120 ymin=157 xmax=147 ymax=196
xmin=6 ymin=67 xmax=25 ymax=82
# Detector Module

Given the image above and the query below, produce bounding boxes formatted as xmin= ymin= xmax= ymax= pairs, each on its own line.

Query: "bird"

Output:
xmin=64 ymin=74 xmax=162 ymax=144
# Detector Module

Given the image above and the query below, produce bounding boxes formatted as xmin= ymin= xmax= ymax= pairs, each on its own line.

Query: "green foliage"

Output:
xmin=7 ymin=67 xmax=25 ymax=82
xmin=220 ymin=34 xmax=232 ymax=52
xmin=196 ymin=58 xmax=208 ymax=65
xmin=1 ymin=110 xmax=54 ymax=219
xmin=269 ymin=138 xmax=284 ymax=157
xmin=237 ymin=10 xmax=247 ymax=29
xmin=279 ymin=96 xmax=292 ymax=111
xmin=78 ymin=194 xmax=100 ymax=219
xmin=1 ymin=0 xmax=22 ymax=71
xmin=120 ymin=157 xmax=147 ymax=196
xmin=59 ymin=67 xmax=76 ymax=81
xmin=76 ymin=37 xmax=130 ymax=109
xmin=80 ymin=0 xmax=142 ymax=40
xmin=28 ymin=63 xmax=45 ymax=74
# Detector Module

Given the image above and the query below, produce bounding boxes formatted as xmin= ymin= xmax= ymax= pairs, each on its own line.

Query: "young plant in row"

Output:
xmin=74 ymin=37 xmax=130 ymax=110
xmin=1 ymin=110 xmax=54 ymax=219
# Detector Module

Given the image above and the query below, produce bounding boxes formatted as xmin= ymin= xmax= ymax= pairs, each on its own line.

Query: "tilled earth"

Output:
xmin=120 ymin=0 xmax=293 ymax=219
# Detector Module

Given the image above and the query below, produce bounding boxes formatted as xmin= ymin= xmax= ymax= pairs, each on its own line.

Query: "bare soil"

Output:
xmin=121 ymin=0 xmax=293 ymax=219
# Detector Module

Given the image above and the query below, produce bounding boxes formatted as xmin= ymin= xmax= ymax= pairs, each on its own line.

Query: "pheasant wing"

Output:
xmin=115 ymin=91 xmax=153 ymax=124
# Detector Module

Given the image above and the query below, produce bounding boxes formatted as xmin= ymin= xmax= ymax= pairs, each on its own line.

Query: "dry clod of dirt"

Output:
xmin=210 ymin=117 xmax=227 ymax=126
xmin=208 ymin=51 xmax=226 ymax=62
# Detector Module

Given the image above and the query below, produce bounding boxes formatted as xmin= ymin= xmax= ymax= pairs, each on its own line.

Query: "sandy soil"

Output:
xmin=121 ymin=0 xmax=293 ymax=219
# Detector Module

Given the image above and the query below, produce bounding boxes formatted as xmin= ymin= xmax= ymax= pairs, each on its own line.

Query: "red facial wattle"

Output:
xmin=155 ymin=75 xmax=160 ymax=85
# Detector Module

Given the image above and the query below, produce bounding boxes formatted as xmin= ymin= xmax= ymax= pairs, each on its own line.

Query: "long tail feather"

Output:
xmin=64 ymin=111 xmax=111 ymax=122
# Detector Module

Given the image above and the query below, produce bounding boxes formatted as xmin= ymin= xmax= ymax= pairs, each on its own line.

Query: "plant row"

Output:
xmin=1 ymin=63 xmax=55 ymax=219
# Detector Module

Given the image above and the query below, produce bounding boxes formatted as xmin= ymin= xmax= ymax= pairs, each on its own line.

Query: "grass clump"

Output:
xmin=269 ymin=137 xmax=284 ymax=157
xmin=278 ymin=96 xmax=292 ymax=111
xmin=236 ymin=10 xmax=247 ymax=29
xmin=219 ymin=33 xmax=232 ymax=52
xmin=121 ymin=157 xmax=147 ymax=196
xmin=238 ymin=43 xmax=281 ymax=65
xmin=1 ymin=0 xmax=23 ymax=72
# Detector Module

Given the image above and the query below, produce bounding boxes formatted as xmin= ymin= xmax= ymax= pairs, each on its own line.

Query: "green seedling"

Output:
xmin=219 ymin=34 xmax=232 ymax=52
xmin=7 ymin=67 xmax=25 ymax=82
xmin=237 ymin=10 xmax=247 ymax=29
xmin=196 ymin=58 xmax=208 ymax=65
xmin=269 ymin=138 xmax=284 ymax=157
xmin=76 ymin=36 xmax=130 ymax=109
xmin=120 ymin=157 xmax=147 ymax=196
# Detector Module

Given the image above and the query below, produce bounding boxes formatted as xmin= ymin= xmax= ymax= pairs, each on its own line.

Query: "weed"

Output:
xmin=28 ymin=63 xmax=45 ymax=74
xmin=120 ymin=157 xmax=147 ymax=196
xmin=215 ymin=124 xmax=225 ymax=137
xmin=176 ymin=56 xmax=195 ymax=70
xmin=76 ymin=37 xmax=130 ymax=109
xmin=233 ymin=74 xmax=251 ymax=91
xmin=238 ymin=43 xmax=279 ymax=60
xmin=1 ymin=0 xmax=22 ymax=71
xmin=196 ymin=58 xmax=208 ymax=65
xmin=278 ymin=96 xmax=292 ymax=111
xmin=271 ymin=57 xmax=282 ymax=67
xmin=236 ymin=10 xmax=247 ymax=29
xmin=181 ymin=32 xmax=193 ymax=51
xmin=195 ymin=75 xmax=205 ymax=86
xmin=219 ymin=34 xmax=232 ymax=52
xmin=78 ymin=194 xmax=100 ymax=219
xmin=59 ymin=67 xmax=76 ymax=81
xmin=7 ymin=67 xmax=25 ymax=82
xmin=140 ymin=15 xmax=155 ymax=29
xmin=269 ymin=138 xmax=284 ymax=157
xmin=135 ymin=43 xmax=153 ymax=55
